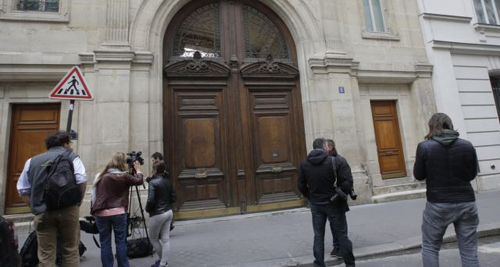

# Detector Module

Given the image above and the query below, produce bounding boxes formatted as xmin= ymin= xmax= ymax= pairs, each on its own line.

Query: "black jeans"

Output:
xmin=311 ymin=203 xmax=355 ymax=267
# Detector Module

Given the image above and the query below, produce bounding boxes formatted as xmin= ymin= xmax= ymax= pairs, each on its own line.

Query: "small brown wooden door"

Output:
xmin=371 ymin=101 xmax=406 ymax=179
xmin=163 ymin=0 xmax=306 ymax=215
xmin=5 ymin=104 xmax=61 ymax=213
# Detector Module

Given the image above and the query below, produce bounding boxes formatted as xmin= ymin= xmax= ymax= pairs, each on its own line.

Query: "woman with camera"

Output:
xmin=145 ymin=161 xmax=176 ymax=267
xmin=91 ymin=152 xmax=144 ymax=267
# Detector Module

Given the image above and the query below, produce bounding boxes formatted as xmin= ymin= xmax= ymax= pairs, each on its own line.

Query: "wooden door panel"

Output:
xmin=173 ymin=89 xmax=228 ymax=211
xmin=258 ymin=116 xmax=289 ymax=163
xmin=373 ymin=120 xmax=398 ymax=149
xmin=6 ymin=104 xmax=60 ymax=213
xmin=184 ymin=119 xmax=216 ymax=168
xmin=371 ymin=101 xmax=406 ymax=179
xmin=249 ymin=90 xmax=300 ymax=203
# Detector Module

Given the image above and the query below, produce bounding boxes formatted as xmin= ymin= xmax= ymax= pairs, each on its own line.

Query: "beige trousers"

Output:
xmin=34 ymin=205 xmax=80 ymax=267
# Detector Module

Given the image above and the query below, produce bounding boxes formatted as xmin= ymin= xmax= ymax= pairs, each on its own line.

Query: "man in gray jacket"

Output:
xmin=17 ymin=131 xmax=87 ymax=267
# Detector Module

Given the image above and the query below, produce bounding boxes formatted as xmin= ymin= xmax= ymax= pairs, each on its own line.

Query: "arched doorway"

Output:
xmin=163 ymin=0 xmax=306 ymax=218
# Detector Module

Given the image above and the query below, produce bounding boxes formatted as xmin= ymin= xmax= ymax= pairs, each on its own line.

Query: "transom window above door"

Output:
xmin=243 ymin=5 xmax=289 ymax=59
xmin=170 ymin=1 xmax=290 ymax=60
xmin=173 ymin=3 xmax=221 ymax=58
xmin=474 ymin=0 xmax=500 ymax=25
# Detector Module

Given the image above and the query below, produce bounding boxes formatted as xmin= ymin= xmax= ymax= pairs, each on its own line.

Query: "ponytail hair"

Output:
xmin=93 ymin=152 xmax=128 ymax=187
xmin=153 ymin=160 xmax=169 ymax=179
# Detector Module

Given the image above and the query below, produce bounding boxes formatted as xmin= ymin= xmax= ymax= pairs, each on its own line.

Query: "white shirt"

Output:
xmin=17 ymin=156 xmax=87 ymax=196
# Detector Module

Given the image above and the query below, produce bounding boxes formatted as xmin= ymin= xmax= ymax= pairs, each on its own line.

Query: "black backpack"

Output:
xmin=44 ymin=151 xmax=81 ymax=210
xmin=20 ymin=231 xmax=86 ymax=267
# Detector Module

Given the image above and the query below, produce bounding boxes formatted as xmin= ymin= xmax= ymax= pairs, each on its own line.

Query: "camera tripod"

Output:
xmin=127 ymin=181 xmax=154 ymax=257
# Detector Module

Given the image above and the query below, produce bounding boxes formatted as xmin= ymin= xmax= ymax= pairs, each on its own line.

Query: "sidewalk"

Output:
xmin=18 ymin=190 xmax=500 ymax=267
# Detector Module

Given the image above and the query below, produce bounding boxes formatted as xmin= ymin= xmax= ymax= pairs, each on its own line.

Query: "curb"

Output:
xmin=306 ymin=222 xmax=500 ymax=267
xmin=217 ymin=222 xmax=500 ymax=267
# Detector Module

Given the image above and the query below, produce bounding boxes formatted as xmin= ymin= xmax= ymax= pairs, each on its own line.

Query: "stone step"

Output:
xmin=372 ymin=181 xmax=426 ymax=195
xmin=3 ymin=213 xmax=34 ymax=223
xmin=371 ymin=189 xmax=427 ymax=203
xmin=3 ymin=213 xmax=35 ymax=234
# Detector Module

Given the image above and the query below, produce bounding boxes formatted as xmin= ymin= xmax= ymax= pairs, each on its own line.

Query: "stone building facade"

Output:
xmin=418 ymin=0 xmax=500 ymax=193
xmin=0 ymin=0 xmax=435 ymax=218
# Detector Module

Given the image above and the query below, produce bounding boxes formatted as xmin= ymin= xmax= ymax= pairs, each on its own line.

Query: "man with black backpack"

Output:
xmin=17 ymin=131 xmax=87 ymax=267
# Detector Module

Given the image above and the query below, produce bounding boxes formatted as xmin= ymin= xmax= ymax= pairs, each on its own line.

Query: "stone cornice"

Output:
xmin=356 ymin=69 xmax=418 ymax=84
xmin=0 ymin=50 xmax=154 ymax=82
xmin=420 ymin=13 xmax=472 ymax=23
xmin=432 ymin=40 xmax=500 ymax=56
xmin=79 ymin=53 xmax=95 ymax=65
xmin=80 ymin=51 xmax=154 ymax=65
xmin=0 ymin=64 xmax=75 ymax=82
xmin=355 ymin=64 xmax=434 ymax=84
xmin=133 ymin=51 xmax=154 ymax=65
xmin=415 ymin=64 xmax=433 ymax=78
xmin=94 ymin=49 xmax=135 ymax=63
xmin=309 ymin=53 xmax=359 ymax=75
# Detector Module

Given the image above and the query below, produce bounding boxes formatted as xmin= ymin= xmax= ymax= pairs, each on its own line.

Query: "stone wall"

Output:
xmin=0 ymin=0 xmax=436 ymax=215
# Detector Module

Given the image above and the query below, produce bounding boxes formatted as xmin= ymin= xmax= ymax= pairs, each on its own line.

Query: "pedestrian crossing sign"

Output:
xmin=49 ymin=66 xmax=93 ymax=100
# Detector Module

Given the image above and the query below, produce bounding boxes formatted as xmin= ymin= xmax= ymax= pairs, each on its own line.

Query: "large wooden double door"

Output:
xmin=163 ymin=0 xmax=306 ymax=216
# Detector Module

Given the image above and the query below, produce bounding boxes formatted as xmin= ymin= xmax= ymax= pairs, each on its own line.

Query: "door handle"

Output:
xmin=195 ymin=170 xmax=208 ymax=178
xmin=272 ymin=166 xmax=282 ymax=173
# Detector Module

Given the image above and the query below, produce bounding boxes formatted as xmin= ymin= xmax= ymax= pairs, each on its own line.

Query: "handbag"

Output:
xmin=20 ymin=230 xmax=86 ymax=267
xmin=127 ymin=237 xmax=154 ymax=258
xmin=79 ymin=216 xmax=99 ymax=234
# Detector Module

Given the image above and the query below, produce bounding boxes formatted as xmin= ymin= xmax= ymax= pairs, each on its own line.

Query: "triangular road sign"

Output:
xmin=49 ymin=66 xmax=93 ymax=100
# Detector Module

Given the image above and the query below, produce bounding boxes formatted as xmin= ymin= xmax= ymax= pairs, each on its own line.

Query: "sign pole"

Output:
xmin=66 ymin=99 xmax=75 ymax=133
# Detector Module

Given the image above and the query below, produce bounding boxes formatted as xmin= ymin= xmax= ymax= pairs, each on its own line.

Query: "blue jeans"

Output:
xmin=331 ymin=218 xmax=347 ymax=250
xmin=311 ymin=203 xmax=355 ymax=267
xmin=96 ymin=214 xmax=129 ymax=267
xmin=421 ymin=201 xmax=479 ymax=267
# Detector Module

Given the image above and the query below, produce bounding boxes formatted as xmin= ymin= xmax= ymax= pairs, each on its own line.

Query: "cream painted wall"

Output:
xmin=418 ymin=0 xmax=500 ymax=191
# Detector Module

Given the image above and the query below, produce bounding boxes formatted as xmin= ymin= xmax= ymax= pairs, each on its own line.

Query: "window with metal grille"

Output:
xmin=490 ymin=75 xmax=500 ymax=120
xmin=18 ymin=0 xmax=59 ymax=12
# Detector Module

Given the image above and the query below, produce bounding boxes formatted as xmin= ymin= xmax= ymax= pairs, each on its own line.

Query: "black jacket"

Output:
xmin=413 ymin=130 xmax=478 ymax=203
xmin=145 ymin=175 xmax=177 ymax=216
xmin=298 ymin=149 xmax=353 ymax=211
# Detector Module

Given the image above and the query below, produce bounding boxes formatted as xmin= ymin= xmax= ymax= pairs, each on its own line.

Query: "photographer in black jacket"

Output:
xmin=298 ymin=138 xmax=355 ymax=267
xmin=325 ymin=139 xmax=355 ymax=259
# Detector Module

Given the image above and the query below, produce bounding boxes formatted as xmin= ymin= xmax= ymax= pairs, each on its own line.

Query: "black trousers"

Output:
xmin=310 ymin=203 xmax=355 ymax=267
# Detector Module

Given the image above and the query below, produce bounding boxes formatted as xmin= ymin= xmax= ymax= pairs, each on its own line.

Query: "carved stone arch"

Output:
xmin=130 ymin=0 xmax=323 ymax=52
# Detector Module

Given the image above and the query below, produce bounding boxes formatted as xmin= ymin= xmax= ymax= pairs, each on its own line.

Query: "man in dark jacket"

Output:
xmin=298 ymin=138 xmax=355 ymax=267
xmin=414 ymin=113 xmax=479 ymax=267
xmin=325 ymin=139 xmax=353 ymax=258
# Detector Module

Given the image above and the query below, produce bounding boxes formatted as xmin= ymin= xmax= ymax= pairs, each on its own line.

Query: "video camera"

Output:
xmin=126 ymin=151 xmax=145 ymax=169
xmin=329 ymin=188 xmax=358 ymax=202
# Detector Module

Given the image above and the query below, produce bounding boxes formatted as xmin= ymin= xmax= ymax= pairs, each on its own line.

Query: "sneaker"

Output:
xmin=159 ymin=262 xmax=168 ymax=267
xmin=330 ymin=247 xmax=342 ymax=258
xmin=151 ymin=260 xmax=160 ymax=267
